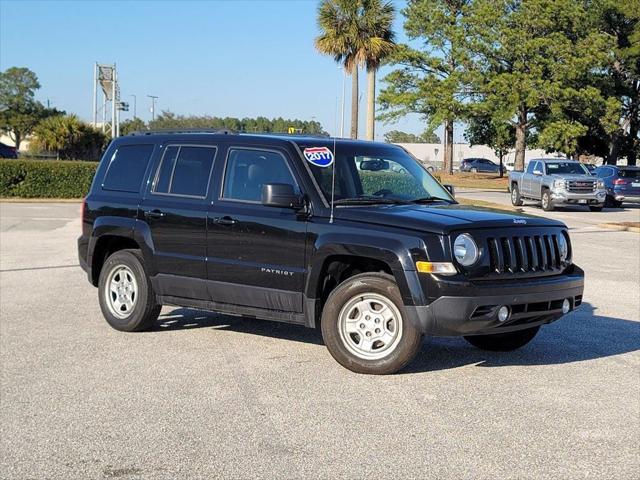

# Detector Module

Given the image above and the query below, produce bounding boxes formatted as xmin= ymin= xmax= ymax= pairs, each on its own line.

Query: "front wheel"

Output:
xmin=470 ymin=167 xmax=478 ymax=173
xmin=464 ymin=326 xmax=540 ymax=351
xmin=321 ymin=273 xmax=423 ymax=375
xmin=589 ymin=205 xmax=603 ymax=212
xmin=98 ymin=249 xmax=161 ymax=332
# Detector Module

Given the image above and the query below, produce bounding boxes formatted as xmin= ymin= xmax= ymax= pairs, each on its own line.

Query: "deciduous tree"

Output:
xmin=379 ymin=0 xmax=471 ymax=174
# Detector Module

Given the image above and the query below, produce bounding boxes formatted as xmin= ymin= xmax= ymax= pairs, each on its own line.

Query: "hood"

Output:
xmin=335 ymin=203 xmax=564 ymax=234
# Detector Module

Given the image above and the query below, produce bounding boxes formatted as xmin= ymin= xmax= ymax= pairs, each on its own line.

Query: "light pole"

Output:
xmin=147 ymin=95 xmax=158 ymax=122
xmin=131 ymin=94 xmax=137 ymax=119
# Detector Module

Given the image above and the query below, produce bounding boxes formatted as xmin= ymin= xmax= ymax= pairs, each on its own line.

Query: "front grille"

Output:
xmin=566 ymin=180 xmax=596 ymax=193
xmin=486 ymin=233 xmax=563 ymax=274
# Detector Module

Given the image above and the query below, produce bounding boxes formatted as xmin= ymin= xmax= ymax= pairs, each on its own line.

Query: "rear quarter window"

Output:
xmin=102 ymin=144 xmax=155 ymax=193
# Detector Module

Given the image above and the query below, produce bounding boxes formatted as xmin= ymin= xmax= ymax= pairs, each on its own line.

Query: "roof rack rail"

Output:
xmin=128 ymin=128 xmax=236 ymax=136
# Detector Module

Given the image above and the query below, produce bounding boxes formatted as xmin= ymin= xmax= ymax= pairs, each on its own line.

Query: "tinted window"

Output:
xmin=223 ymin=148 xmax=297 ymax=202
xmin=546 ymin=162 xmax=589 ymax=175
xmin=619 ymin=169 xmax=640 ymax=179
xmin=102 ymin=144 xmax=154 ymax=192
xmin=596 ymin=167 xmax=611 ymax=178
xmin=153 ymin=145 xmax=216 ymax=197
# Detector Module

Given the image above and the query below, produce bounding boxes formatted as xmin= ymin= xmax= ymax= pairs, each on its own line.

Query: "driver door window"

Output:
xmin=222 ymin=148 xmax=298 ymax=203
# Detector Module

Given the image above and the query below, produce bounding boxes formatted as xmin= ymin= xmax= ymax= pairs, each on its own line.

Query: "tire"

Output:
xmin=98 ymin=249 xmax=161 ymax=332
xmin=464 ymin=326 xmax=540 ymax=351
xmin=470 ymin=167 xmax=478 ymax=173
xmin=541 ymin=190 xmax=554 ymax=211
xmin=589 ymin=206 xmax=603 ymax=212
xmin=604 ymin=195 xmax=622 ymax=208
xmin=321 ymin=273 xmax=423 ymax=375
xmin=511 ymin=184 xmax=524 ymax=206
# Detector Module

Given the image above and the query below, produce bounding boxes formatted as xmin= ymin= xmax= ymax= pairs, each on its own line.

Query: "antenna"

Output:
xmin=329 ymin=136 xmax=337 ymax=224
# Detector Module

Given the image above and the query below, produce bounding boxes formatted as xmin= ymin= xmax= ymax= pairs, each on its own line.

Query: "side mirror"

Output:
xmin=533 ymin=170 xmax=543 ymax=176
xmin=261 ymin=183 xmax=302 ymax=209
xmin=443 ymin=184 xmax=455 ymax=197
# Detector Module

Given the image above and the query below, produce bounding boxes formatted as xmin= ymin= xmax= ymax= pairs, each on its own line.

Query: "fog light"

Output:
xmin=497 ymin=306 xmax=510 ymax=322
xmin=562 ymin=299 xmax=571 ymax=314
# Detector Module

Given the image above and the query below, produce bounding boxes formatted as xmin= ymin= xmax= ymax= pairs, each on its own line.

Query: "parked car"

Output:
xmin=0 ymin=142 xmax=18 ymax=159
xmin=460 ymin=157 xmax=503 ymax=173
xmin=78 ymin=131 xmax=584 ymax=374
xmin=594 ymin=165 xmax=640 ymax=207
xmin=509 ymin=159 xmax=606 ymax=211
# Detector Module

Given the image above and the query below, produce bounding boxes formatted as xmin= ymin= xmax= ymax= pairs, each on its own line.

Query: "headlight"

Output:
xmin=596 ymin=179 xmax=605 ymax=189
xmin=453 ymin=233 xmax=479 ymax=267
xmin=553 ymin=179 xmax=565 ymax=190
xmin=558 ymin=233 xmax=569 ymax=262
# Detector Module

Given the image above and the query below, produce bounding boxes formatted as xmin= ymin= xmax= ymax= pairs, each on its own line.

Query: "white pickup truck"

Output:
xmin=509 ymin=159 xmax=606 ymax=211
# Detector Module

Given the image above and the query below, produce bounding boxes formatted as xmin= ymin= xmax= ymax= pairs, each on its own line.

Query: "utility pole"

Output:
xmin=147 ymin=95 xmax=158 ymax=122
xmin=131 ymin=94 xmax=137 ymax=119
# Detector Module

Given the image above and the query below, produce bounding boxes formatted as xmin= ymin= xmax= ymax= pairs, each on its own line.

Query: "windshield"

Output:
xmin=546 ymin=162 xmax=589 ymax=175
xmin=300 ymin=143 xmax=454 ymax=205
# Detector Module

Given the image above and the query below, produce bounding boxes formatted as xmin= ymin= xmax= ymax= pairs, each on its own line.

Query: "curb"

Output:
xmin=0 ymin=198 xmax=83 ymax=203
xmin=598 ymin=223 xmax=640 ymax=233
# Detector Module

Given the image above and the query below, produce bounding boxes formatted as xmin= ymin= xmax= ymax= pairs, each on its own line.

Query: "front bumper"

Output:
xmin=405 ymin=267 xmax=584 ymax=336
xmin=550 ymin=190 xmax=605 ymax=206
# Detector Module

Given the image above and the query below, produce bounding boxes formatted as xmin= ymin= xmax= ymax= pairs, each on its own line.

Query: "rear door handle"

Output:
xmin=145 ymin=209 xmax=165 ymax=219
xmin=214 ymin=216 xmax=237 ymax=226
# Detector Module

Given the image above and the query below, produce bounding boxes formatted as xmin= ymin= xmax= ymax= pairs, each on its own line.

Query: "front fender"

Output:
xmin=305 ymin=232 xmax=426 ymax=306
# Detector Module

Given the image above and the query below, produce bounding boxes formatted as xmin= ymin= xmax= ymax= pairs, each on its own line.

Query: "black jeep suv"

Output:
xmin=78 ymin=131 xmax=584 ymax=374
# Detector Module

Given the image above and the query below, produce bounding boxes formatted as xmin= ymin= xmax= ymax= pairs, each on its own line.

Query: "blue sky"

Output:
xmin=0 ymin=0 xmax=445 ymax=141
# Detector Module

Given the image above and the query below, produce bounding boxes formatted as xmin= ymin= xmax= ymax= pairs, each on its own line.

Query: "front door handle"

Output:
xmin=214 ymin=216 xmax=237 ymax=226
xmin=145 ymin=209 xmax=165 ymax=219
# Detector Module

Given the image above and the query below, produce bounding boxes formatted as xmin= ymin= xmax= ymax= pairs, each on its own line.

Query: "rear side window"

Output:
xmin=102 ymin=144 xmax=154 ymax=193
xmin=526 ymin=161 xmax=538 ymax=174
xmin=153 ymin=145 xmax=217 ymax=197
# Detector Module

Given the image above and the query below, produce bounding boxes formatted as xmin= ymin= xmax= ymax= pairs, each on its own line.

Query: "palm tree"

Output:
xmin=316 ymin=0 xmax=361 ymax=139
xmin=315 ymin=0 xmax=395 ymax=140
xmin=362 ymin=0 xmax=395 ymax=141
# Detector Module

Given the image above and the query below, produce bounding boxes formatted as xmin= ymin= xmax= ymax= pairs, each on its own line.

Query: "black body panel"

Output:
xmin=78 ymin=133 xmax=585 ymax=337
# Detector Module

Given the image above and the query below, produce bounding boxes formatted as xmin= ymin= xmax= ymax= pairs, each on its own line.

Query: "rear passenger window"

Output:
xmin=222 ymin=148 xmax=297 ymax=202
xmin=102 ymin=144 xmax=154 ymax=193
xmin=153 ymin=145 xmax=217 ymax=197
xmin=526 ymin=161 xmax=537 ymax=174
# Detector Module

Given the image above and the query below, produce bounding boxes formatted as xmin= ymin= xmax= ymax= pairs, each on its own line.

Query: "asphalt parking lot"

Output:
xmin=1 ymin=199 xmax=639 ymax=479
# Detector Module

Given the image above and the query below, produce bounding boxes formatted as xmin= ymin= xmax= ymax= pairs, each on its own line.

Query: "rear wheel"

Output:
xmin=541 ymin=190 xmax=554 ymax=211
xmin=511 ymin=184 xmax=524 ymax=206
xmin=98 ymin=249 xmax=161 ymax=332
xmin=321 ymin=273 xmax=423 ymax=375
xmin=589 ymin=206 xmax=603 ymax=212
xmin=464 ymin=326 xmax=540 ymax=351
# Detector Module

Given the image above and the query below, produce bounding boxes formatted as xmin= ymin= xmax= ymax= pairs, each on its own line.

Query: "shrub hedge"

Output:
xmin=0 ymin=159 xmax=97 ymax=198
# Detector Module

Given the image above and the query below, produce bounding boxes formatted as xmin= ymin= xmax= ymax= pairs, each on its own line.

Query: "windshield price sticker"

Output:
xmin=303 ymin=147 xmax=334 ymax=168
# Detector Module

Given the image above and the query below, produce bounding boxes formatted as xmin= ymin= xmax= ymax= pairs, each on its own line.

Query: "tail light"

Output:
xmin=614 ymin=178 xmax=628 ymax=185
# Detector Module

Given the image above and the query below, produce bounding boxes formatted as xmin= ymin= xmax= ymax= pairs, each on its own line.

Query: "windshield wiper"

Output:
xmin=333 ymin=196 xmax=410 ymax=205
xmin=410 ymin=196 xmax=454 ymax=204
